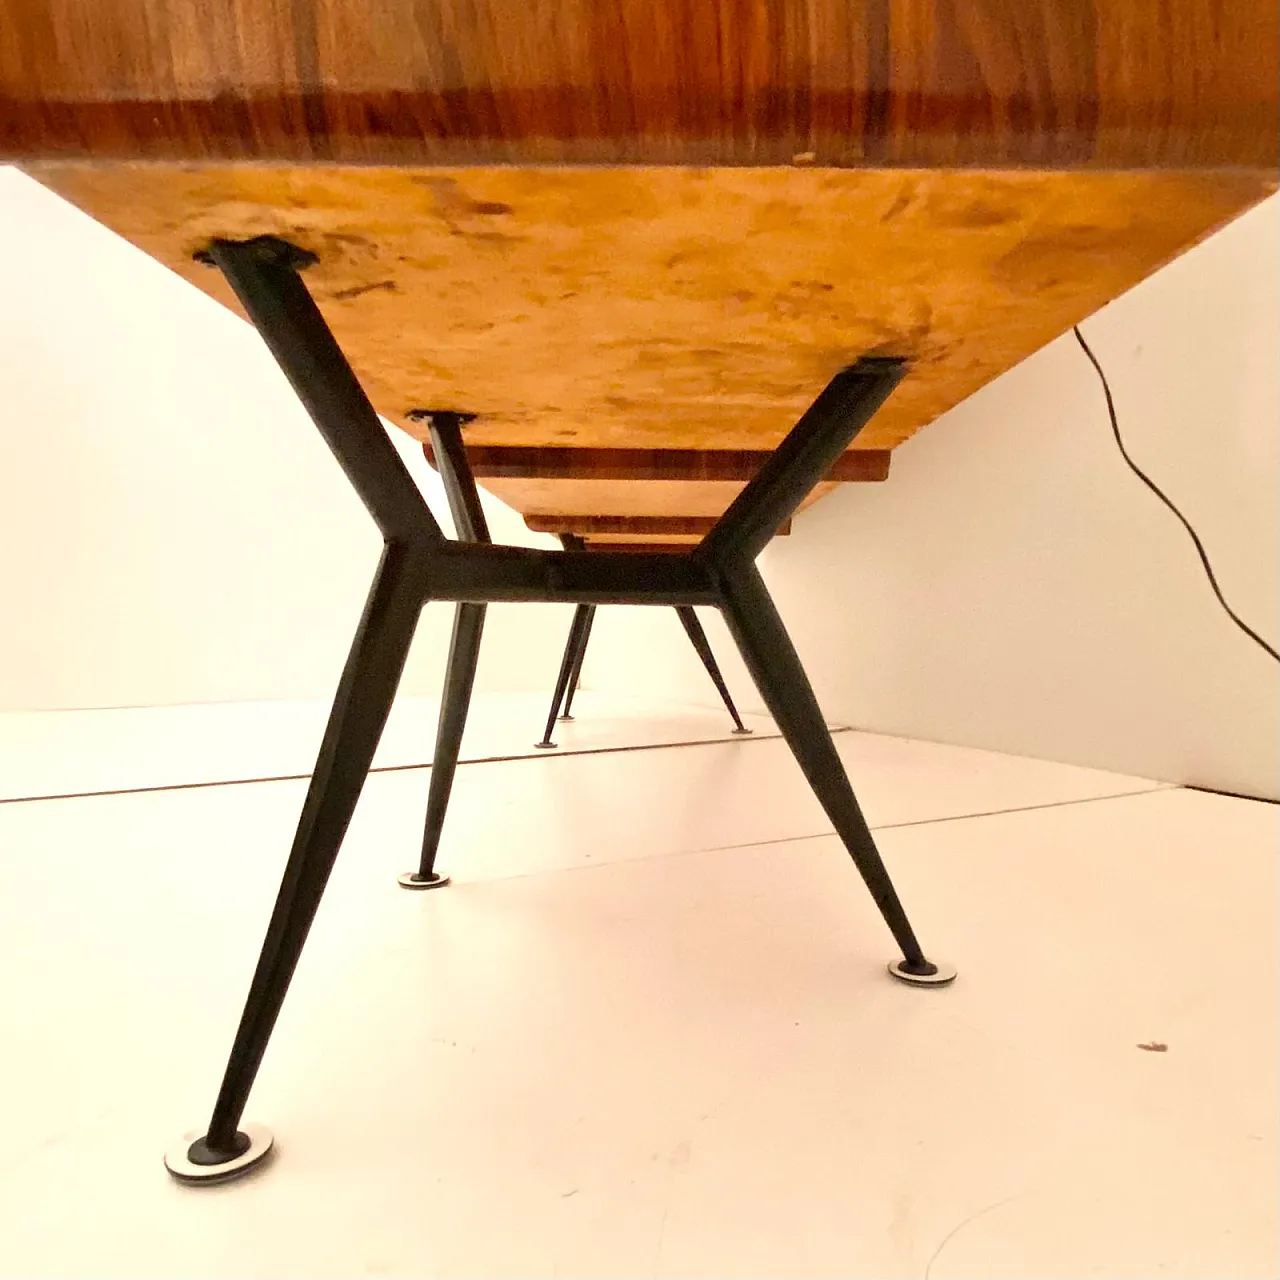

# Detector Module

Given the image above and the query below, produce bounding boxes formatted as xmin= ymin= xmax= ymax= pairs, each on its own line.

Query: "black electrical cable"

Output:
xmin=1073 ymin=325 xmax=1279 ymax=665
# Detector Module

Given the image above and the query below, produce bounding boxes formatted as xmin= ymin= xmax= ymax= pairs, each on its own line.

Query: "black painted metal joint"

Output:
xmin=195 ymin=235 xmax=319 ymax=272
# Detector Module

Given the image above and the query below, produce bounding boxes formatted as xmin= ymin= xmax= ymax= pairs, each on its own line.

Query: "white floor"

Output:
xmin=0 ymin=692 xmax=781 ymax=801
xmin=0 ymin=713 xmax=1274 ymax=1278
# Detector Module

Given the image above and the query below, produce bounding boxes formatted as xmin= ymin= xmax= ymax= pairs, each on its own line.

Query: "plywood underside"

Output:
xmin=31 ymin=165 xmax=1272 ymax=545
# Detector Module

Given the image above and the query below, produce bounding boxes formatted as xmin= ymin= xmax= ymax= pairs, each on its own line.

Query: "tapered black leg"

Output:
xmin=399 ymin=601 xmax=486 ymax=890
xmin=560 ymin=604 xmax=596 ymax=719
xmin=536 ymin=605 xmax=594 ymax=748
xmin=164 ymin=542 xmax=424 ymax=1182
xmin=674 ymin=605 xmax=751 ymax=734
xmin=717 ymin=565 xmax=951 ymax=985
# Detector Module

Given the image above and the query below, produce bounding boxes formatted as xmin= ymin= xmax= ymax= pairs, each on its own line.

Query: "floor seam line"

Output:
xmin=0 ymin=722 xmax=806 ymax=807
xmin=439 ymin=784 xmax=1176 ymax=887
xmin=871 ymin=784 xmax=1173 ymax=831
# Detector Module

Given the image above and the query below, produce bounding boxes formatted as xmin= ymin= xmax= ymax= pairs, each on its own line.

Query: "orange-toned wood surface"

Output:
xmin=3 ymin=0 xmax=1276 ymax=168
xmin=10 ymin=1 xmax=1276 ymax=545
xmin=27 ymin=164 xmax=1274 ymax=544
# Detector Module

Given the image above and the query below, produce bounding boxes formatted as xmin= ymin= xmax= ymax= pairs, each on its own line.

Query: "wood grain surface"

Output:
xmin=27 ymin=163 xmax=1271 ymax=540
xmin=421 ymin=445 xmax=892 ymax=484
xmin=3 ymin=0 xmax=1276 ymax=167
xmin=29 ymin=166 xmax=1270 ymax=458
xmin=523 ymin=515 xmax=789 ymax=537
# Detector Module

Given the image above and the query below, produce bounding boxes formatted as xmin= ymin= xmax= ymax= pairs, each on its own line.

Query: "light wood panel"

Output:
xmin=463 ymin=479 xmax=837 ymax=522
xmin=27 ymin=163 xmax=1271 ymax=540
xmin=3 ymin=0 xmax=1275 ymax=167
xmin=29 ymin=165 xmax=1272 ymax=464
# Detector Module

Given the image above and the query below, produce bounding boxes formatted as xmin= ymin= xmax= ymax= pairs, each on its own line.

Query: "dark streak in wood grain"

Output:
xmin=863 ymin=0 xmax=892 ymax=164
xmin=289 ymin=0 xmax=331 ymax=161
xmin=333 ymin=279 xmax=399 ymax=300
xmin=7 ymin=89 xmax=1274 ymax=167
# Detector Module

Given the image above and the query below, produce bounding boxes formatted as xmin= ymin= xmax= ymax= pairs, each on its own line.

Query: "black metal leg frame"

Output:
xmin=163 ymin=235 xmax=955 ymax=1185
xmin=536 ymin=601 xmax=597 ymax=747
xmin=534 ymin=535 xmax=750 ymax=747
xmin=673 ymin=604 xmax=751 ymax=735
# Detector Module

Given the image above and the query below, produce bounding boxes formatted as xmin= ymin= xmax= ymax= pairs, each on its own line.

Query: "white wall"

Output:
xmin=0 ymin=168 xmax=568 ymax=710
xmin=588 ymin=196 xmax=1280 ymax=799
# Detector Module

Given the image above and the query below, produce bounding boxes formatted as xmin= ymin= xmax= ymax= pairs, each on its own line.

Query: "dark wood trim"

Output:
xmin=424 ymin=443 xmax=890 ymax=483
xmin=5 ymin=0 xmax=1276 ymax=171
xmin=524 ymin=515 xmax=791 ymax=536
xmin=580 ymin=541 xmax=694 ymax=554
